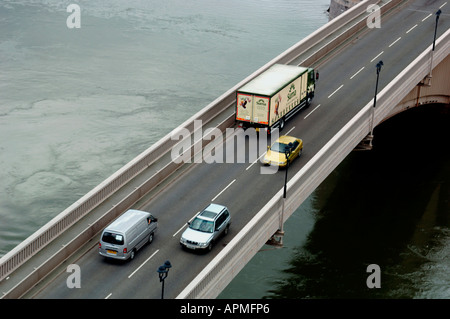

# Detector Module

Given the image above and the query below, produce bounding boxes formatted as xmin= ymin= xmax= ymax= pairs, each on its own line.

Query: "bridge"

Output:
xmin=1 ymin=0 xmax=449 ymax=299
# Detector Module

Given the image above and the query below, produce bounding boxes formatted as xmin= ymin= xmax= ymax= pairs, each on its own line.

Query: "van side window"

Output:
xmin=147 ymin=215 xmax=157 ymax=224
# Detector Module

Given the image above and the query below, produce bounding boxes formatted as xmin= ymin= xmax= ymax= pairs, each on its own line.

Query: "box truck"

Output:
xmin=236 ymin=64 xmax=315 ymax=133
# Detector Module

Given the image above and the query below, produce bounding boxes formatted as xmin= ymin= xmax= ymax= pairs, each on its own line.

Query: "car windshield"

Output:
xmin=190 ymin=217 xmax=214 ymax=233
xmin=102 ymin=232 xmax=124 ymax=245
xmin=270 ymin=142 xmax=289 ymax=153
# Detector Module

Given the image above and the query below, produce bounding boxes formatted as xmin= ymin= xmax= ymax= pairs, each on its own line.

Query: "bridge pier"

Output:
xmin=266 ymin=230 xmax=285 ymax=247
xmin=354 ymin=134 xmax=374 ymax=151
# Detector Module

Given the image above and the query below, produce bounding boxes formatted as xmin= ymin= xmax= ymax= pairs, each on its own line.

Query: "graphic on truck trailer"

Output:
xmin=236 ymin=94 xmax=253 ymax=122
xmin=253 ymin=96 xmax=270 ymax=125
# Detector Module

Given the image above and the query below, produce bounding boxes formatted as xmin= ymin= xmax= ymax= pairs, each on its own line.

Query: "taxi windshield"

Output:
xmin=270 ymin=142 xmax=288 ymax=153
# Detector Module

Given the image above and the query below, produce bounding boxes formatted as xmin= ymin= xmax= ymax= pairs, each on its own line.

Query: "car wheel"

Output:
xmin=207 ymin=242 xmax=213 ymax=251
xmin=148 ymin=233 xmax=154 ymax=244
xmin=224 ymin=225 xmax=229 ymax=236
xmin=130 ymin=249 xmax=136 ymax=260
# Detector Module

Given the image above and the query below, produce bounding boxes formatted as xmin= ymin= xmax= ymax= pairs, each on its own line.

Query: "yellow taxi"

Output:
xmin=263 ymin=135 xmax=303 ymax=167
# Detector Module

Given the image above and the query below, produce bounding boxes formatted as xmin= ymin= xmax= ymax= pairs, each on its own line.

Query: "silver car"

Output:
xmin=180 ymin=203 xmax=231 ymax=251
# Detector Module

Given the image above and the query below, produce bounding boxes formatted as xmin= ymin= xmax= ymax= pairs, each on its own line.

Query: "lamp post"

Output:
xmin=429 ymin=9 xmax=442 ymax=81
xmin=283 ymin=142 xmax=293 ymax=199
xmin=433 ymin=9 xmax=442 ymax=52
xmin=279 ymin=142 xmax=293 ymax=244
xmin=370 ymin=60 xmax=383 ymax=147
xmin=157 ymin=260 xmax=172 ymax=299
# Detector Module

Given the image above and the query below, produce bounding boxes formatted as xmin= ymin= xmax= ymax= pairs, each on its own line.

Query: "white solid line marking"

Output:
xmin=105 ymin=293 xmax=112 ymax=299
xmin=406 ymin=24 xmax=418 ymax=33
xmin=389 ymin=37 xmax=402 ymax=48
xmin=304 ymin=104 xmax=321 ymax=119
xmin=370 ymin=51 xmax=384 ymax=62
xmin=422 ymin=13 xmax=432 ymax=21
xmin=212 ymin=179 xmax=236 ymax=202
xmin=350 ymin=67 xmax=365 ymax=79
xmin=328 ymin=85 xmax=343 ymax=98
xmin=128 ymin=249 xmax=159 ymax=279
xmin=440 ymin=2 xmax=447 ymax=9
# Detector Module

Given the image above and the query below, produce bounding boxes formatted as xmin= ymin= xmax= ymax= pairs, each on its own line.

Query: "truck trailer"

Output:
xmin=236 ymin=64 xmax=315 ymax=133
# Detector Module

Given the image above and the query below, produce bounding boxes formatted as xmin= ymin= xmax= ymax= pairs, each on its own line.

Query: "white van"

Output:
xmin=99 ymin=209 xmax=157 ymax=261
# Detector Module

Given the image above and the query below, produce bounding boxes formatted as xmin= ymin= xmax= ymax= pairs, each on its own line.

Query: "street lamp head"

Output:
xmin=376 ymin=60 xmax=383 ymax=74
xmin=157 ymin=265 xmax=168 ymax=276
xmin=436 ymin=9 xmax=442 ymax=19
xmin=284 ymin=142 xmax=293 ymax=157
xmin=157 ymin=260 xmax=171 ymax=281
xmin=164 ymin=260 xmax=172 ymax=270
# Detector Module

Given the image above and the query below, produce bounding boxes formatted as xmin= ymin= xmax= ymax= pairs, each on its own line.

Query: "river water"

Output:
xmin=1 ymin=0 xmax=448 ymax=298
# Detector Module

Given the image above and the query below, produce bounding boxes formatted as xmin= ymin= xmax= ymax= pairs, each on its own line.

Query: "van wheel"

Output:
xmin=148 ymin=233 xmax=154 ymax=244
xmin=224 ymin=225 xmax=229 ymax=236
xmin=130 ymin=249 xmax=136 ymax=260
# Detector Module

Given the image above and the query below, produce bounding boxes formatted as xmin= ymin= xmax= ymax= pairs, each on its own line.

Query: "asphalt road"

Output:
xmin=33 ymin=0 xmax=449 ymax=299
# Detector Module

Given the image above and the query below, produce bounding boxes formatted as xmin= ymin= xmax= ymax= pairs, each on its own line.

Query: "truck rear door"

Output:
xmin=236 ymin=93 xmax=253 ymax=123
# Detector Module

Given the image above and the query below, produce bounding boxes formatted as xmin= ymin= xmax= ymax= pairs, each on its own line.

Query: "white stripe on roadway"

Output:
xmin=328 ymin=84 xmax=343 ymax=98
xmin=350 ymin=67 xmax=365 ymax=79
xmin=370 ymin=51 xmax=384 ymax=62
xmin=304 ymin=104 xmax=321 ymax=119
xmin=128 ymin=249 xmax=159 ymax=279
xmin=212 ymin=179 xmax=236 ymax=202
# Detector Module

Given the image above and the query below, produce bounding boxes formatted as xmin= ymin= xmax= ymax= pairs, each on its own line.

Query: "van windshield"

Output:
xmin=189 ymin=218 xmax=214 ymax=233
xmin=102 ymin=232 xmax=124 ymax=245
